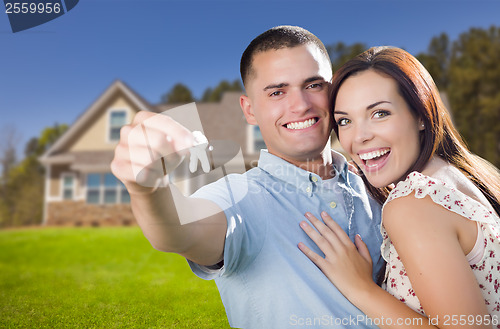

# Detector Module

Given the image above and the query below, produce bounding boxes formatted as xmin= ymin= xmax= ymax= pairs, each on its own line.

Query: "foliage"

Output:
xmin=327 ymin=42 xmax=368 ymax=73
xmin=408 ymin=27 xmax=500 ymax=168
xmin=161 ymin=83 xmax=195 ymax=104
xmin=447 ymin=26 xmax=500 ymax=167
xmin=0 ymin=227 xmax=228 ymax=328
xmin=0 ymin=126 xmax=20 ymax=180
xmin=162 ymin=80 xmax=243 ymax=104
xmin=37 ymin=123 xmax=68 ymax=155
xmin=416 ymin=33 xmax=451 ymax=90
xmin=0 ymin=124 xmax=67 ymax=227
xmin=201 ymin=79 xmax=243 ymax=102
xmin=0 ymin=156 xmax=44 ymax=227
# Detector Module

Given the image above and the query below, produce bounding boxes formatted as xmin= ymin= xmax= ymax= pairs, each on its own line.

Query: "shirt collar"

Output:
xmin=257 ymin=149 xmax=349 ymax=188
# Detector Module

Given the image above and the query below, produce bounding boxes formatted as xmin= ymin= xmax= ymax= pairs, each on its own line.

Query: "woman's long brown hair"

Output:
xmin=330 ymin=46 xmax=500 ymax=216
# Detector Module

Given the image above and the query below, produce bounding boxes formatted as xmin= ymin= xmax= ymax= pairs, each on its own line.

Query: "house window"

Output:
xmin=62 ymin=174 xmax=75 ymax=200
xmin=253 ymin=126 xmax=266 ymax=151
xmin=104 ymin=173 xmax=118 ymax=204
xmin=86 ymin=173 xmax=130 ymax=204
xmin=109 ymin=110 xmax=127 ymax=141
xmin=86 ymin=174 xmax=101 ymax=204
xmin=120 ymin=184 xmax=131 ymax=204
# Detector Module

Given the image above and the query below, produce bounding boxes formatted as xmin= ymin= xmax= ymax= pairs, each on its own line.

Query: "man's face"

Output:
xmin=240 ymin=44 xmax=333 ymax=166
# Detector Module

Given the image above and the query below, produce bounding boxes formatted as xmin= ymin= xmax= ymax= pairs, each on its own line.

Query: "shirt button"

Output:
xmin=330 ymin=201 xmax=337 ymax=209
xmin=306 ymin=187 xmax=311 ymax=193
xmin=311 ymin=176 xmax=318 ymax=182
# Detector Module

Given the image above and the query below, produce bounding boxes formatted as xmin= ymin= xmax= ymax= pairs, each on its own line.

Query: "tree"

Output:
xmin=37 ymin=123 xmax=68 ymax=154
xmin=327 ymin=42 xmax=367 ymax=73
xmin=0 ymin=126 xmax=20 ymax=180
xmin=447 ymin=26 xmax=500 ymax=167
xmin=201 ymin=79 xmax=243 ymax=102
xmin=161 ymin=83 xmax=195 ymax=104
xmin=0 ymin=124 xmax=67 ymax=227
xmin=0 ymin=156 xmax=44 ymax=227
xmin=416 ymin=33 xmax=451 ymax=90
xmin=0 ymin=126 xmax=20 ymax=224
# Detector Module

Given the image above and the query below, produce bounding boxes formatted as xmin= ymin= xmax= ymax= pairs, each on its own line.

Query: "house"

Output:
xmin=39 ymin=80 xmax=263 ymax=226
xmin=39 ymin=80 xmax=349 ymax=226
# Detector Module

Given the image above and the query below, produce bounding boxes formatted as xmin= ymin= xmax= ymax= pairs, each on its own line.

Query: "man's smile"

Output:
xmin=284 ymin=117 xmax=318 ymax=130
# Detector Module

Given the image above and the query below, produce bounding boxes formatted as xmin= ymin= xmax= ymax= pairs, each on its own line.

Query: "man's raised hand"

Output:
xmin=111 ymin=111 xmax=195 ymax=195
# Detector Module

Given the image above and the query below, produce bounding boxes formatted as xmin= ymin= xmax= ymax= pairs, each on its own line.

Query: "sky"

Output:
xmin=1 ymin=0 xmax=499 ymax=158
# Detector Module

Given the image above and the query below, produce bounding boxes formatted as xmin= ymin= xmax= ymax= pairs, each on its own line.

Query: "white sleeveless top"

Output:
xmin=381 ymin=171 xmax=500 ymax=323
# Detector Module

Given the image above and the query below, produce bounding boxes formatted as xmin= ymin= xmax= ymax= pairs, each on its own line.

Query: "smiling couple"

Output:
xmin=112 ymin=26 xmax=500 ymax=328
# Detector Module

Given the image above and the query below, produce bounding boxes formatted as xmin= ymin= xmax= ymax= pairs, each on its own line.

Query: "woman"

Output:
xmin=298 ymin=47 xmax=500 ymax=328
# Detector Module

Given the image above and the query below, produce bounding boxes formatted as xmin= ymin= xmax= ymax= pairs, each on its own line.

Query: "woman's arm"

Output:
xmin=383 ymin=194 xmax=490 ymax=327
xmin=298 ymin=195 xmax=490 ymax=328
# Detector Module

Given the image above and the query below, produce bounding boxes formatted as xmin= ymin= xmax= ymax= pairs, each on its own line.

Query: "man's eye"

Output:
xmin=337 ymin=118 xmax=351 ymax=126
xmin=307 ymin=83 xmax=323 ymax=89
xmin=270 ymin=91 xmax=284 ymax=97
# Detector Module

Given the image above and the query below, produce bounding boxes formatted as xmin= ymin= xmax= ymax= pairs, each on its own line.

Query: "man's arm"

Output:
xmin=111 ymin=111 xmax=227 ymax=266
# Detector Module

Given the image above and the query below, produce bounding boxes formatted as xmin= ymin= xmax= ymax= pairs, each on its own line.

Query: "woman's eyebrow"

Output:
xmin=334 ymin=101 xmax=392 ymax=115
xmin=367 ymin=101 xmax=391 ymax=110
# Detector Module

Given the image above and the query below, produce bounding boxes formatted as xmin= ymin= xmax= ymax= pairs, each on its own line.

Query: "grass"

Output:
xmin=0 ymin=227 xmax=230 ymax=328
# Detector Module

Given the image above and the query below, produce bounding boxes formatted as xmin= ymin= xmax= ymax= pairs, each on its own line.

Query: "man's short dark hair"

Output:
xmin=240 ymin=25 xmax=331 ymax=87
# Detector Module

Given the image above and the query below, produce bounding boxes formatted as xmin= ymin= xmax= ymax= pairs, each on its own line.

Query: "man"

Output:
xmin=111 ymin=26 xmax=383 ymax=328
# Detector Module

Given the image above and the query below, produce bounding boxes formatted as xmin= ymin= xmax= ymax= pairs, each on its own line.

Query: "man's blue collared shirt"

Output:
xmin=189 ymin=150 xmax=383 ymax=329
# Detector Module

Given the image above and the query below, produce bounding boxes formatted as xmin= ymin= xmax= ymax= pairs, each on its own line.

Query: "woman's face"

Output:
xmin=334 ymin=69 xmax=424 ymax=188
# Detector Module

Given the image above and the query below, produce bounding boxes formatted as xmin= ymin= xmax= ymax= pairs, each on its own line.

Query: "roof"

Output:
xmin=39 ymin=80 xmax=152 ymax=164
xmin=39 ymin=80 xmax=250 ymax=168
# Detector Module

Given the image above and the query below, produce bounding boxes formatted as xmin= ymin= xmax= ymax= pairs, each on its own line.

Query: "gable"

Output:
xmin=40 ymin=80 xmax=151 ymax=161
xmin=69 ymin=94 xmax=138 ymax=152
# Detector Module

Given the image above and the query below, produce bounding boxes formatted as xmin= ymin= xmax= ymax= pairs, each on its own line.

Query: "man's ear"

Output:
xmin=240 ymin=95 xmax=257 ymax=125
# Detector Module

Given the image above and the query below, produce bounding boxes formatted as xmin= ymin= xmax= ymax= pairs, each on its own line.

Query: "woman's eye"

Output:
xmin=373 ymin=110 xmax=390 ymax=119
xmin=337 ymin=118 xmax=351 ymax=126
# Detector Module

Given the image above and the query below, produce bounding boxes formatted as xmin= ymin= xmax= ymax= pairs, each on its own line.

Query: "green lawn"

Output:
xmin=0 ymin=227 xmax=229 ymax=328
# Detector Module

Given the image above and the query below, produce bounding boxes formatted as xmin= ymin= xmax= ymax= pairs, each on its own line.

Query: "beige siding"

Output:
xmin=70 ymin=97 xmax=137 ymax=152
xmin=49 ymin=164 xmax=71 ymax=197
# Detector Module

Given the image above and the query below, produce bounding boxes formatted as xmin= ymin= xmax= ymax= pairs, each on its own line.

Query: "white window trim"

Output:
xmin=246 ymin=124 xmax=255 ymax=154
xmin=47 ymin=195 xmax=63 ymax=202
xmin=42 ymin=165 xmax=50 ymax=225
xmin=60 ymin=172 xmax=76 ymax=201
xmin=117 ymin=185 xmax=130 ymax=204
xmin=106 ymin=108 xmax=129 ymax=143
xmin=246 ymin=124 xmax=265 ymax=154
xmin=75 ymin=176 xmax=86 ymax=201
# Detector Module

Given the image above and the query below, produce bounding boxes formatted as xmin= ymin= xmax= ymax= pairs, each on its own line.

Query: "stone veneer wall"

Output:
xmin=46 ymin=201 xmax=135 ymax=226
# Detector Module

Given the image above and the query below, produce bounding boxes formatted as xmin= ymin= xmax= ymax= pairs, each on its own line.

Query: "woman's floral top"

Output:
xmin=381 ymin=171 xmax=500 ymax=325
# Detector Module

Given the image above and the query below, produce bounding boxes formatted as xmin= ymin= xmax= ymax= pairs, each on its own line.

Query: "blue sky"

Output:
xmin=1 ymin=0 xmax=499 ymax=158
